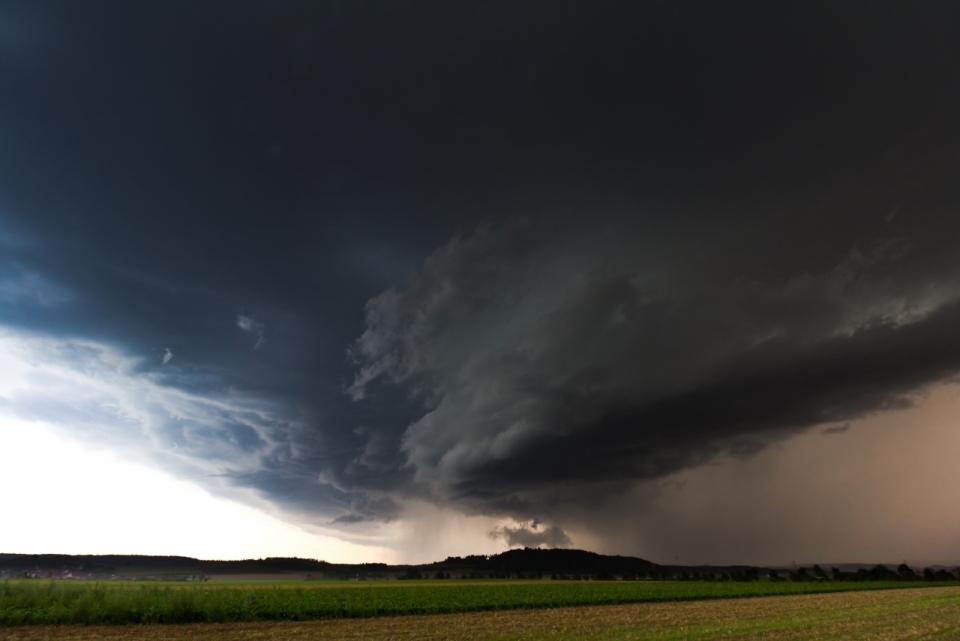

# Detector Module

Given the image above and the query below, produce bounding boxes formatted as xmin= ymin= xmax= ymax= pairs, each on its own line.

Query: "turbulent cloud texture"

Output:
xmin=348 ymin=220 xmax=960 ymax=522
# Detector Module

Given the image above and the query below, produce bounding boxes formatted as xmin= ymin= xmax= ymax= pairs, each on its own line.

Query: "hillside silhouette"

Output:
xmin=0 ymin=549 xmax=658 ymax=580
xmin=5 ymin=549 xmax=946 ymax=582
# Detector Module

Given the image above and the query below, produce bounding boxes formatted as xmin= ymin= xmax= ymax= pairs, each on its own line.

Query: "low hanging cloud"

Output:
xmin=489 ymin=521 xmax=572 ymax=549
xmin=348 ymin=219 xmax=960 ymax=526
xmin=821 ymin=423 xmax=851 ymax=436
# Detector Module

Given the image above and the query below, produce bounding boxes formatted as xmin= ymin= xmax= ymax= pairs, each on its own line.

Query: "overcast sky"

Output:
xmin=2 ymin=1 xmax=960 ymax=565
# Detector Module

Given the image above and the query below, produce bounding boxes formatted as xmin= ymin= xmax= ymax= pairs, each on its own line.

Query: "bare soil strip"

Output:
xmin=2 ymin=586 xmax=959 ymax=640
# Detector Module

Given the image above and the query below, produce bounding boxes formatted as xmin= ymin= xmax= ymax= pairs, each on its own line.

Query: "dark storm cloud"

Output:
xmin=1 ymin=1 xmax=960 ymax=536
xmin=347 ymin=219 xmax=960 ymax=519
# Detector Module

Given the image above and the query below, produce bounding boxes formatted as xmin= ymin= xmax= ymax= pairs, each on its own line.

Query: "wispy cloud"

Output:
xmin=237 ymin=314 xmax=265 ymax=349
xmin=0 ymin=329 xmax=306 ymax=513
xmin=0 ymin=267 xmax=72 ymax=307
xmin=161 ymin=348 xmax=173 ymax=365
xmin=0 ymin=327 xmax=413 ymax=540
xmin=822 ymin=423 xmax=851 ymax=435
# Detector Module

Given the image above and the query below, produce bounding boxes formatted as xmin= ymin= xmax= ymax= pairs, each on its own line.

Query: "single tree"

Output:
xmin=897 ymin=563 xmax=916 ymax=580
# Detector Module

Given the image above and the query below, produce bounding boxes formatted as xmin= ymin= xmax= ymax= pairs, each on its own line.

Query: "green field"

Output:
xmin=2 ymin=586 xmax=959 ymax=640
xmin=0 ymin=579 xmax=944 ymax=626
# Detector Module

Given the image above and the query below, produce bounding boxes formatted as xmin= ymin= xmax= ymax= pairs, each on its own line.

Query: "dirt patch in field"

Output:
xmin=2 ymin=586 xmax=959 ymax=640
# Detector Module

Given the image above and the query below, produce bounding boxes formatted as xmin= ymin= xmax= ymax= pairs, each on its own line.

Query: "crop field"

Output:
xmin=0 ymin=578 xmax=944 ymax=626
xmin=1 ymin=586 xmax=959 ymax=640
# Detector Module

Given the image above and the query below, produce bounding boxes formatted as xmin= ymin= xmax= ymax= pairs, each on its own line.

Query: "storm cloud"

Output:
xmin=1 ymin=1 xmax=960 ymax=559
xmin=347 ymin=218 xmax=960 ymax=520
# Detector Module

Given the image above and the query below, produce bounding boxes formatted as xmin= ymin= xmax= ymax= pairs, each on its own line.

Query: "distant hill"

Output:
xmin=427 ymin=548 xmax=657 ymax=577
xmin=0 ymin=554 xmax=363 ymax=580
xmin=0 ymin=549 xmax=788 ymax=580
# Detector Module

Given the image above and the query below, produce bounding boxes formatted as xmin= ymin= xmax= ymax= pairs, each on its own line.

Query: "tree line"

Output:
xmin=398 ymin=564 xmax=958 ymax=581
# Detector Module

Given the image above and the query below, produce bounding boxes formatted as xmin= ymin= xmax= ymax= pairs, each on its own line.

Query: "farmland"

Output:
xmin=1 ymin=586 xmax=959 ymax=640
xmin=0 ymin=578 xmax=942 ymax=626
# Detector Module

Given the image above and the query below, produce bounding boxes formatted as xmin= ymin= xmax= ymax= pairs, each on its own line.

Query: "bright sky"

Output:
xmin=0 ymin=414 xmax=397 ymax=562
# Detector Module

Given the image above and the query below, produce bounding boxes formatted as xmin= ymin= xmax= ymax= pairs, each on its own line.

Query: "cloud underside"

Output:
xmin=6 ymin=218 xmax=960 ymax=541
xmin=344 ymin=221 xmax=960 ymax=523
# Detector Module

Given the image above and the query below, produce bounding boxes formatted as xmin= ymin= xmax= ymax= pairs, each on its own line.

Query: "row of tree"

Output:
xmin=399 ymin=564 xmax=959 ymax=581
xmin=771 ymin=564 xmax=959 ymax=582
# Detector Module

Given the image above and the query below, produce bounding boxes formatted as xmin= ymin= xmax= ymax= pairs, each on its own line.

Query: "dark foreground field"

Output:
xmin=1 ymin=586 xmax=958 ymax=640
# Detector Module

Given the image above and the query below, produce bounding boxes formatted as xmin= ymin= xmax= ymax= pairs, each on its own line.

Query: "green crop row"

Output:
xmin=0 ymin=579 xmax=942 ymax=626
